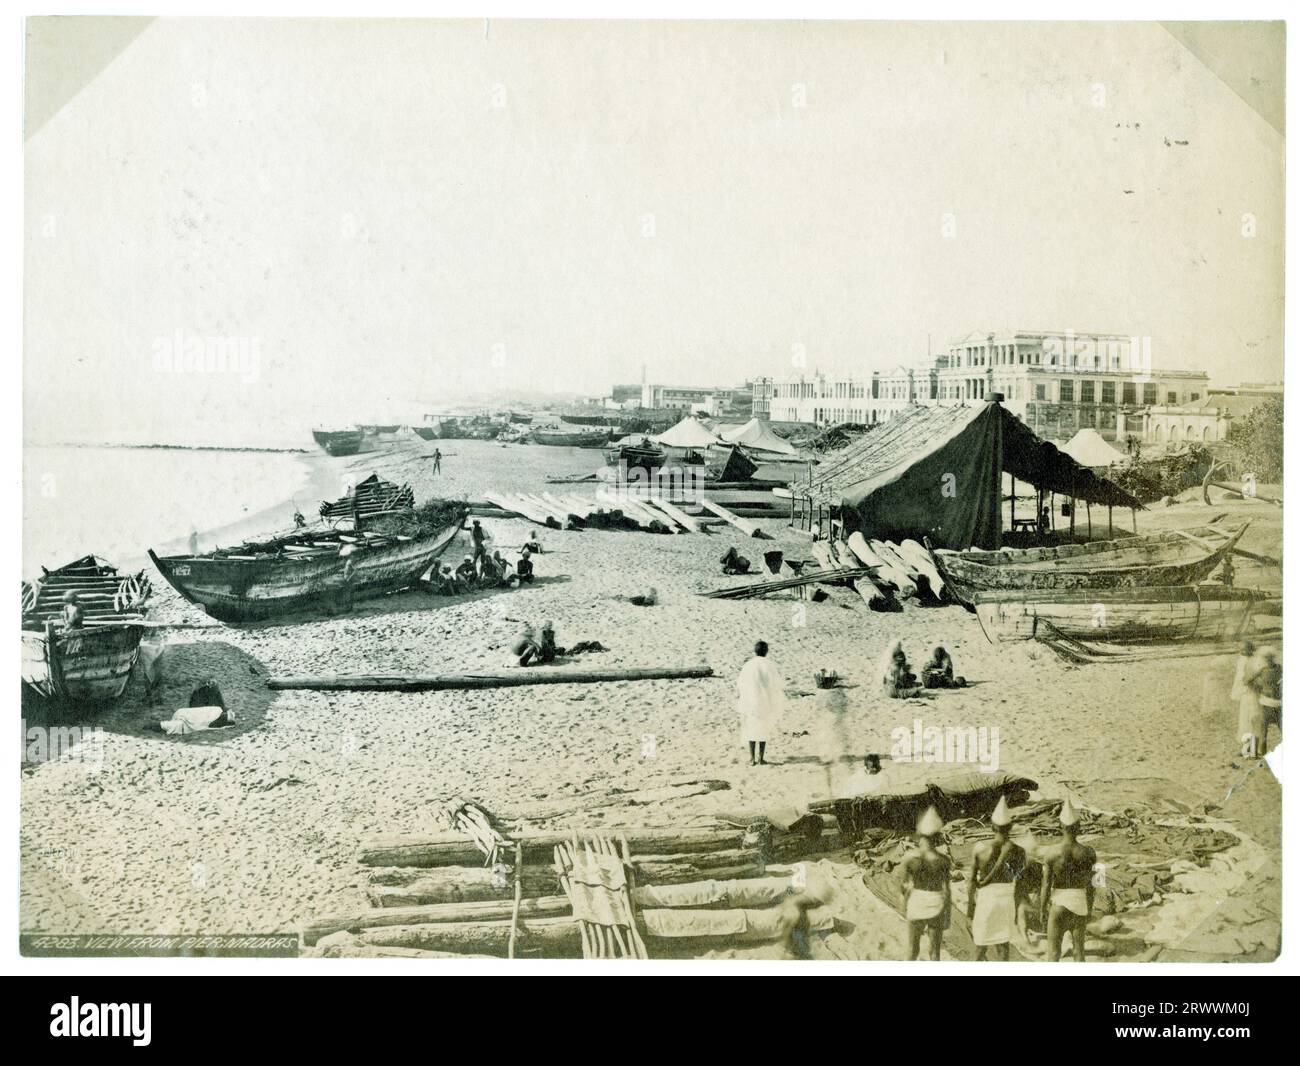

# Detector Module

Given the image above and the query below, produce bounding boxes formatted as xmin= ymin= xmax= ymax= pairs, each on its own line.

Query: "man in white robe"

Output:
xmin=736 ymin=640 xmax=785 ymax=765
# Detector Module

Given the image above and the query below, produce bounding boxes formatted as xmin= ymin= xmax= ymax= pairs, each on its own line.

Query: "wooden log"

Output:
xmin=356 ymin=915 xmax=582 ymax=955
xmin=642 ymin=496 xmax=701 ymax=533
xmin=868 ymin=539 xmax=918 ymax=598
xmin=269 ymin=664 xmax=714 ymax=693
xmin=359 ymin=825 xmax=757 ymax=868
xmin=634 ymin=876 xmax=795 ymax=910
xmin=633 ymin=847 xmax=765 ymax=884
xmin=365 ymin=865 xmax=559 ymax=906
xmin=700 ymin=567 xmax=873 ymax=600
xmin=304 ymin=894 xmax=571 ymax=946
xmin=700 ymin=497 xmax=762 ymax=537
xmin=896 ymin=539 xmax=945 ymax=599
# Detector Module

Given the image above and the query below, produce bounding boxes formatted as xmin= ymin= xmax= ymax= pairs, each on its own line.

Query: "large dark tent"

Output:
xmin=794 ymin=397 xmax=1142 ymax=549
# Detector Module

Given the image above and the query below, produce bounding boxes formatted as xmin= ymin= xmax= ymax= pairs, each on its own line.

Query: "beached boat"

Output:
xmin=21 ymin=556 xmax=152 ymax=703
xmin=411 ymin=426 xmax=437 ymax=441
xmin=509 ymin=412 xmax=534 ymax=425
xmin=312 ymin=428 xmax=364 ymax=456
xmin=149 ymin=502 xmax=466 ymax=622
xmin=604 ymin=442 xmax=667 ymax=469
xmin=972 ymin=584 xmax=1265 ymax=645
xmin=530 ymin=428 xmax=610 ymax=448
xmin=930 ymin=522 xmax=1249 ymax=604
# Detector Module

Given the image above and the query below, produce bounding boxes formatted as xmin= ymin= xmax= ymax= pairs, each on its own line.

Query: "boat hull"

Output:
xmin=22 ymin=623 xmax=145 ymax=702
xmin=530 ymin=430 xmax=609 ymax=447
xmin=973 ymin=586 xmax=1263 ymax=644
xmin=149 ymin=520 xmax=464 ymax=623
xmin=312 ymin=429 xmax=363 ymax=456
xmin=934 ymin=524 xmax=1248 ymax=604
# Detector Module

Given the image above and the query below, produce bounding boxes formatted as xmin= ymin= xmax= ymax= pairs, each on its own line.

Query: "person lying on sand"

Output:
xmin=922 ymin=646 xmax=967 ymax=689
xmin=629 ymin=587 xmax=658 ymax=607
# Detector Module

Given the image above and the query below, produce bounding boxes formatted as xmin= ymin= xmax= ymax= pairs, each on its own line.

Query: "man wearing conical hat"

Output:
xmin=1039 ymin=798 xmax=1097 ymax=962
xmin=900 ymin=805 xmax=951 ymax=961
xmin=966 ymin=795 xmax=1027 ymax=961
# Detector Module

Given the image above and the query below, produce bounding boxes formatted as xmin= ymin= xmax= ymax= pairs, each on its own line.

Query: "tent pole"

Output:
xmin=1069 ymin=494 xmax=1076 ymax=539
xmin=1132 ymin=507 xmax=1138 ymax=534
xmin=1049 ymin=491 xmax=1055 ymax=536
xmin=1086 ymin=499 xmax=1092 ymax=540
xmin=1108 ymin=504 xmax=1113 ymax=538
xmin=1010 ymin=475 xmax=1016 ymax=528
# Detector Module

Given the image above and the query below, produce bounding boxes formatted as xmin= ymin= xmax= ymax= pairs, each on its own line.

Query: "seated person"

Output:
xmin=720 ymin=547 xmax=752 ymax=575
xmin=922 ymin=646 xmax=967 ymax=689
xmin=882 ymin=642 xmax=921 ymax=699
xmin=629 ymin=586 xmax=658 ymax=607
xmin=454 ymin=555 xmax=478 ymax=590
xmin=515 ymin=548 xmax=535 ymax=584
xmin=537 ymin=621 xmax=558 ymax=664
xmin=60 ymin=591 xmax=84 ymax=630
xmin=524 ymin=531 xmax=543 ymax=554
xmin=486 ymin=550 xmax=513 ymax=587
xmin=430 ymin=563 xmax=458 ymax=595
xmin=512 ymin=623 xmax=540 ymax=666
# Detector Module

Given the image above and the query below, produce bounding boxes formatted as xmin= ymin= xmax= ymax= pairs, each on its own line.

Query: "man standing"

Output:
xmin=1040 ymin=798 xmax=1096 ymax=962
xmin=736 ymin=640 xmax=784 ymax=766
xmin=433 ymin=448 xmax=442 ymax=473
xmin=901 ymin=806 xmax=950 ymax=961
xmin=966 ymin=796 xmax=1025 ymax=961
xmin=470 ymin=519 xmax=489 ymax=573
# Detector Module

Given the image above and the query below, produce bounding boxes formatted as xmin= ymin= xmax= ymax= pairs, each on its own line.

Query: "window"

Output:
xmin=1190 ymin=392 xmax=1200 ymax=402
xmin=1059 ymin=380 xmax=1074 ymax=403
xmin=1167 ymin=391 xmax=1178 ymax=404
xmin=1080 ymin=380 xmax=1095 ymax=403
xmin=1143 ymin=383 xmax=1158 ymax=406
xmin=1122 ymin=383 xmax=1137 ymax=405
xmin=1035 ymin=384 xmax=1047 ymax=401
xmin=1101 ymin=381 xmax=1115 ymax=404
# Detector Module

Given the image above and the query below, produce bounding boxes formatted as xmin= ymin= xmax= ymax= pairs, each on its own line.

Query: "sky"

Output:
xmin=25 ymin=19 xmax=1284 ymax=445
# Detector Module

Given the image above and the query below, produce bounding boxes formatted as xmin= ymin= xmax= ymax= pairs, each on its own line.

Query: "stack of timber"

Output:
xmin=303 ymin=796 xmax=845 ymax=958
xmin=319 ymin=473 xmax=415 ymax=522
xmin=480 ymin=491 xmax=698 ymax=534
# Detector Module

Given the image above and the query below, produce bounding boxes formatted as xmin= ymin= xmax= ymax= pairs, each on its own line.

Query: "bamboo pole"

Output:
xmin=268 ymin=665 xmax=714 ymax=692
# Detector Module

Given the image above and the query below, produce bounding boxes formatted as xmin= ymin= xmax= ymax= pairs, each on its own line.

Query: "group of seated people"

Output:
xmin=427 ymin=529 xmax=542 ymax=595
xmin=882 ymin=642 xmax=968 ymax=698
xmin=510 ymin=621 xmax=606 ymax=667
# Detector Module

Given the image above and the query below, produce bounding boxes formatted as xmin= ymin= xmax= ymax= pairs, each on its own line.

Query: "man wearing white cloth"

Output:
xmin=966 ymin=796 xmax=1026 ymax=961
xmin=901 ymin=806 xmax=951 ymax=961
xmin=1040 ymin=798 xmax=1096 ymax=962
xmin=736 ymin=640 xmax=785 ymax=766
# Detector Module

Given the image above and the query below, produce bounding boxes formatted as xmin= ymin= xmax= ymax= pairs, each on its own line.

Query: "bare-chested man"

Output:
xmin=966 ymin=795 xmax=1026 ymax=961
xmin=1039 ymin=798 xmax=1096 ymax=963
xmin=900 ymin=806 xmax=950 ymax=961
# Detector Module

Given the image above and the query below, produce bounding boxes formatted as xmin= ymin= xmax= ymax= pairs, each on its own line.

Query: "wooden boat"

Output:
xmin=529 ymin=428 xmax=610 ymax=448
xmin=604 ymin=442 xmax=666 ymax=469
xmin=312 ymin=428 xmax=363 ymax=456
xmin=149 ymin=504 xmax=466 ymax=622
xmin=411 ymin=426 xmax=437 ymax=441
xmin=21 ymin=556 xmax=152 ymax=703
xmin=931 ymin=522 xmax=1250 ymax=604
xmin=973 ymin=584 xmax=1265 ymax=645
xmin=509 ymin=412 xmax=534 ymax=425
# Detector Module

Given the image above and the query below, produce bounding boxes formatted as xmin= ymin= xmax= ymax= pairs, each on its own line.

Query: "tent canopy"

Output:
xmin=796 ymin=400 xmax=1142 ymax=549
xmin=719 ymin=418 xmax=800 ymax=457
xmin=654 ymin=416 xmax=727 ymax=449
xmin=1060 ymin=428 xmax=1128 ymax=467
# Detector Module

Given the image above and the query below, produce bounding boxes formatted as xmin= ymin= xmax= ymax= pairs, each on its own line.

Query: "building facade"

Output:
xmin=768 ymin=330 xmax=1210 ymax=442
xmin=1144 ymin=392 xmax=1277 ymax=444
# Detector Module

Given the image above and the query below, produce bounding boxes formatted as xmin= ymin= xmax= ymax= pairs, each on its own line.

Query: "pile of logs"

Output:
xmin=477 ymin=492 xmax=770 ymax=537
xmin=303 ymin=799 xmax=846 ymax=959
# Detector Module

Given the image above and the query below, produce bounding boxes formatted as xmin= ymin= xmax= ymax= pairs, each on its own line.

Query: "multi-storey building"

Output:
xmin=767 ymin=330 xmax=1210 ymax=442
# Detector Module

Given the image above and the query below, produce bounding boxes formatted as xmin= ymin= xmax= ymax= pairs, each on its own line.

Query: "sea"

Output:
xmin=23 ymin=443 xmax=318 ymax=579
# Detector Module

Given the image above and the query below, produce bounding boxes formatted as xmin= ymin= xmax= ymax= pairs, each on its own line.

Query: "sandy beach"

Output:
xmin=19 ymin=439 xmax=1282 ymax=960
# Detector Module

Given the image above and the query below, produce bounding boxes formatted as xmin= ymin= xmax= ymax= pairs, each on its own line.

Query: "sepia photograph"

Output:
xmin=13 ymin=10 xmax=1291 ymax=982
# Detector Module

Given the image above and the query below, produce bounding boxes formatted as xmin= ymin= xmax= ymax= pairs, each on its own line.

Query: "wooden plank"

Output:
xmin=269 ymin=664 xmax=714 ymax=693
xmin=700 ymin=498 xmax=761 ymax=537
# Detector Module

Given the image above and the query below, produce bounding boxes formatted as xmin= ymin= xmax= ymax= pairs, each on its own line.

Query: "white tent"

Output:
xmin=1059 ymin=428 xmax=1128 ymax=467
xmin=719 ymin=418 xmax=800 ymax=457
xmin=654 ymin=416 xmax=727 ymax=449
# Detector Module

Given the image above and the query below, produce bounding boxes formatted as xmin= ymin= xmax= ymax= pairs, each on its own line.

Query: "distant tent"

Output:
xmin=719 ymin=418 xmax=800 ymax=457
xmin=1060 ymin=428 xmax=1128 ymax=468
xmin=712 ymin=445 xmax=760 ymax=483
xmin=654 ymin=416 xmax=727 ymax=449
xmin=794 ymin=400 xmax=1142 ymax=550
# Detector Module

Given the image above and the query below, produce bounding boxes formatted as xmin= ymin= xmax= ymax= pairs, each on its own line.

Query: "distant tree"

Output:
xmin=1224 ymin=398 xmax=1283 ymax=483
